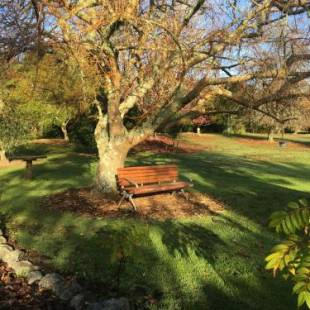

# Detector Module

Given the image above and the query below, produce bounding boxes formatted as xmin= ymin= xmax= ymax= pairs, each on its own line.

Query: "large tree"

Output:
xmin=3 ymin=0 xmax=310 ymax=195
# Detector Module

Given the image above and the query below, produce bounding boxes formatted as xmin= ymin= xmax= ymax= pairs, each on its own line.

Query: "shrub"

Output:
xmin=70 ymin=115 xmax=97 ymax=153
xmin=266 ymin=199 xmax=310 ymax=308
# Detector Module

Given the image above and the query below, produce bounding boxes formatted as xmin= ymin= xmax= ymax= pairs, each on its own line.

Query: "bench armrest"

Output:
xmin=124 ymin=178 xmax=139 ymax=188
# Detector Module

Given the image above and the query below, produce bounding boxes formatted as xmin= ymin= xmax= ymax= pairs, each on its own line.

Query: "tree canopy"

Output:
xmin=1 ymin=0 xmax=310 ymax=193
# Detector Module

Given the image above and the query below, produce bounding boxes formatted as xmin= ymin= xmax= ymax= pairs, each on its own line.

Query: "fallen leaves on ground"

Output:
xmin=43 ymin=188 xmax=224 ymax=220
xmin=0 ymin=261 xmax=70 ymax=310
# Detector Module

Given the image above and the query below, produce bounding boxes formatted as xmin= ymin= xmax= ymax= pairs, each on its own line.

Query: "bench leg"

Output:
xmin=117 ymin=194 xmax=126 ymax=208
xmin=25 ymin=160 xmax=33 ymax=180
xmin=179 ymin=189 xmax=188 ymax=200
xmin=118 ymin=192 xmax=137 ymax=211
xmin=128 ymin=195 xmax=137 ymax=211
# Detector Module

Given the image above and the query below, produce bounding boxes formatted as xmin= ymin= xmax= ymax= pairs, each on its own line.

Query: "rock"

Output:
xmin=70 ymin=294 xmax=85 ymax=310
xmin=87 ymin=302 xmax=104 ymax=310
xmin=10 ymin=260 xmax=34 ymax=277
xmin=0 ymin=244 xmax=13 ymax=259
xmin=59 ymin=280 xmax=82 ymax=301
xmin=39 ymin=273 xmax=64 ymax=292
xmin=102 ymin=298 xmax=130 ymax=310
xmin=0 ymin=236 xmax=7 ymax=244
xmin=27 ymin=271 xmax=43 ymax=284
xmin=3 ymin=249 xmax=22 ymax=263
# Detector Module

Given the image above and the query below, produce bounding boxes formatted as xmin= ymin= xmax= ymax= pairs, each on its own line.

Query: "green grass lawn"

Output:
xmin=0 ymin=134 xmax=310 ymax=309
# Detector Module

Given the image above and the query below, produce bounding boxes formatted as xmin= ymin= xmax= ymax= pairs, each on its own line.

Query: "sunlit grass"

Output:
xmin=0 ymin=133 xmax=309 ymax=309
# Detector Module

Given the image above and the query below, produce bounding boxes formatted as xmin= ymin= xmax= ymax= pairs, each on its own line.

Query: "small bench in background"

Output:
xmin=8 ymin=155 xmax=47 ymax=179
xmin=278 ymin=140 xmax=287 ymax=148
xmin=117 ymin=165 xmax=193 ymax=210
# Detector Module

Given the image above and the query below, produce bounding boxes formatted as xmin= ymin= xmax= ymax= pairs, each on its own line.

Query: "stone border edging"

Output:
xmin=0 ymin=229 xmax=130 ymax=310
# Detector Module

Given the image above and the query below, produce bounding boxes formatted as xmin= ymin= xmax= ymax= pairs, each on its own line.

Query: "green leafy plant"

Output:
xmin=266 ymin=199 xmax=310 ymax=308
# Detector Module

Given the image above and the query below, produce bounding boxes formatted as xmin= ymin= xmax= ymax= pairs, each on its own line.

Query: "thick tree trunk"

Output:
xmin=0 ymin=150 xmax=7 ymax=161
xmin=93 ymin=76 xmax=151 ymax=197
xmin=95 ymin=140 xmax=131 ymax=197
xmin=61 ymin=123 xmax=69 ymax=142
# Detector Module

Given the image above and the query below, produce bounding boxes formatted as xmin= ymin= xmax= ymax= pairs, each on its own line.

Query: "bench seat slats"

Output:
xmin=126 ymin=181 xmax=189 ymax=195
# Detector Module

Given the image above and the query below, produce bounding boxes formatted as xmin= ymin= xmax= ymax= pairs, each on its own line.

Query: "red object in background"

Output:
xmin=192 ymin=115 xmax=211 ymax=127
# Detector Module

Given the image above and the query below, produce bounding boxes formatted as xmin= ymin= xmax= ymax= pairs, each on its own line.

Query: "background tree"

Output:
xmin=1 ymin=51 xmax=88 ymax=142
xmin=0 ymin=99 xmax=34 ymax=161
xmin=30 ymin=52 xmax=88 ymax=141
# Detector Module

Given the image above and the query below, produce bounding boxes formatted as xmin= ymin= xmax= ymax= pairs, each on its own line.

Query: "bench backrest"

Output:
xmin=117 ymin=165 xmax=178 ymax=187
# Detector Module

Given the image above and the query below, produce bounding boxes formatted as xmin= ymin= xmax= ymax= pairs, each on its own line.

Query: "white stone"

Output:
xmin=0 ymin=244 xmax=13 ymax=260
xmin=39 ymin=273 xmax=64 ymax=292
xmin=87 ymin=302 xmax=104 ymax=310
xmin=70 ymin=294 xmax=85 ymax=310
xmin=59 ymin=280 xmax=82 ymax=301
xmin=27 ymin=271 xmax=43 ymax=284
xmin=3 ymin=249 xmax=22 ymax=263
xmin=10 ymin=260 xmax=34 ymax=277
xmin=102 ymin=298 xmax=130 ymax=310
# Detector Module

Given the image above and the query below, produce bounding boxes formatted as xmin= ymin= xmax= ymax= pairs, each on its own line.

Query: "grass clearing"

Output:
xmin=0 ymin=134 xmax=310 ymax=309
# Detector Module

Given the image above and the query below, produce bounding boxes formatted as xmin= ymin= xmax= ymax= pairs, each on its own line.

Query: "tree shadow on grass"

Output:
xmin=131 ymin=150 xmax=310 ymax=224
xmin=0 ymin=149 xmax=306 ymax=309
xmin=1 ymin=152 xmax=95 ymax=187
xmin=6 ymin=212 xmax=292 ymax=309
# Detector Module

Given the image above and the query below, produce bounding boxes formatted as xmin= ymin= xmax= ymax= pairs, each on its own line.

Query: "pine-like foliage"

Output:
xmin=266 ymin=199 xmax=310 ymax=308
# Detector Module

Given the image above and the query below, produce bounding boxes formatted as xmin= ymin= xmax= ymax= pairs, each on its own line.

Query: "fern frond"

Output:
xmin=269 ymin=201 xmax=310 ymax=235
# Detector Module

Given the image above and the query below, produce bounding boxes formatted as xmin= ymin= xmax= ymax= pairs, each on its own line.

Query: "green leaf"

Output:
xmin=293 ymin=282 xmax=306 ymax=294
xmin=289 ymin=202 xmax=300 ymax=210
xmin=266 ymin=257 xmax=281 ymax=270
xmin=298 ymin=291 xmax=306 ymax=307
xmin=284 ymin=254 xmax=293 ymax=265
xmin=297 ymin=267 xmax=310 ymax=275
xmin=305 ymin=291 xmax=310 ymax=308
xmin=299 ymin=199 xmax=308 ymax=208
xmin=285 ymin=216 xmax=295 ymax=234
xmin=272 ymin=244 xmax=289 ymax=252
xmin=295 ymin=210 xmax=304 ymax=228
xmin=302 ymin=208 xmax=309 ymax=224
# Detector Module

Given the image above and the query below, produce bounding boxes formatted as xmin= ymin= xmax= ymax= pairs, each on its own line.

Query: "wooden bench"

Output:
xmin=8 ymin=155 xmax=47 ymax=179
xmin=278 ymin=140 xmax=287 ymax=148
xmin=117 ymin=165 xmax=192 ymax=209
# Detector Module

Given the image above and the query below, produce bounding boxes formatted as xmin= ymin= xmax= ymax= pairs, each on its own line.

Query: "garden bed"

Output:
xmin=132 ymin=135 xmax=205 ymax=154
xmin=43 ymin=188 xmax=224 ymax=220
